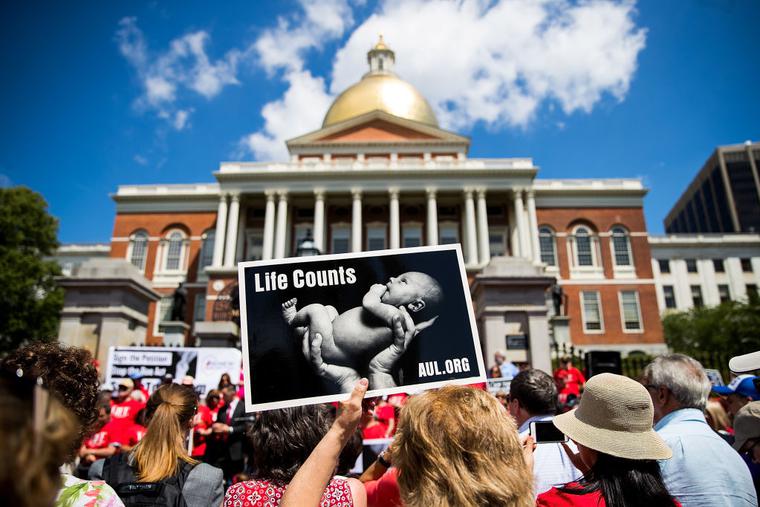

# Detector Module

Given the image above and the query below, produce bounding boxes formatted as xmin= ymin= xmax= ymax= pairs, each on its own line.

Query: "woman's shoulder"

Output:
xmin=537 ymin=484 xmax=603 ymax=507
xmin=186 ymin=462 xmax=223 ymax=484
xmin=56 ymin=474 xmax=125 ymax=507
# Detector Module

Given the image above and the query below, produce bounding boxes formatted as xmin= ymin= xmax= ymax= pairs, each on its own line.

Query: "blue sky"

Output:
xmin=1 ymin=0 xmax=758 ymax=243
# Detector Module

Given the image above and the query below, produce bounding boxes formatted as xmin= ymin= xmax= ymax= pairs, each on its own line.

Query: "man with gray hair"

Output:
xmin=642 ymin=354 xmax=756 ymax=506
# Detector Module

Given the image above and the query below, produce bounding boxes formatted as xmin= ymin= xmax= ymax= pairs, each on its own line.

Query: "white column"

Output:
xmin=671 ymin=259 xmax=692 ymax=310
xmin=476 ymin=189 xmax=490 ymax=265
xmin=389 ymin=189 xmax=400 ymax=249
xmin=463 ymin=189 xmax=478 ymax=265
xmin=262 ymin=192 xmax=276 ymax=260
xmin=699 ymin=259 xmax=719 ymax=306
xmin=426 ymin=188 xmax=438 ymax=246
xmin=274 ymin=192 xmax=289 ymax=259
xmin=508 ymin=198 xmax=520 ymax=257
xmin=223 ymin=193 xmax=240 ymax=267
xmin=726 ymin=257 xmax=748 ymax=300
xmin=212 ymin=194 xmax=228 ymax=267
xmin=526 ymin=188 xmax=541 ymax=264
xmin=513 ymin=188 xmax=528 ymax=258
xmin=313 ymin=190 xmax=325 ymax=253
xmin=351 ymin=189 xmax=363 ymax=252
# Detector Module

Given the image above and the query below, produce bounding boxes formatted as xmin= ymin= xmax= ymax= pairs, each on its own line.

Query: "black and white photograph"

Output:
xmin=238 ymin=244 xmax=486 ymax=412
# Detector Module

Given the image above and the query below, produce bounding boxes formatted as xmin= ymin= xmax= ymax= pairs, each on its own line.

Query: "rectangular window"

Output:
xmin=713 ymin=258 xmax=725 ymax=273
xmin=741 ymin=258 xmax=753 ymax=272
xmin=539 ymin=229 xmax=556 ymax=266
xmin=193 ymin=292 xmax=206 ymax=322
xmin=718 ymin=284 xmax=731 ymax=303
xmin=658 ymin=259 xmax=670 ymax=274
xmin=663 ymin=285 xmax=676 ymax=309
xmin=581 ymin=291 xmax=603 ymax=332
xmin=246 ymin=230 xmax=264 ymax=261
xmin=575 ymin=234 xmax=594 ymax=266
xmin=166 ymin=240 xmax=182 ymax=271
xmin=402 ymin=224 xmax=422 ymax=248
xmin=685 ymin=259 xmax=698 ymax=273
xmin=691 ymin=285 xmax=704 ymax=308
xmin=620 ymin=291 xmax=643 ymax=332
xmin=366 ymin=225 xmax=387 ymax=251
xmin=439 ymin=223 xmax=459 ymax=245
xmin=331 ymin=226 xmax=350 ymax=254
xmin=611 ymin=232 xmax=631 ymax=266
xmin=747 ymin=284 xmax=758 ymax=299
xmin=489 ymin=228 xmax=506 ymax=257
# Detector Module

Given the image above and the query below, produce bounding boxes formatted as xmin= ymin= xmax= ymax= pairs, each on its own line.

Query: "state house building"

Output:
xmin=72 ymin=40 xmax=666 ymax=370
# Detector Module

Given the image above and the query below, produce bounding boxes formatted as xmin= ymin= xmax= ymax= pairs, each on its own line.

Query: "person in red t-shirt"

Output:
xmin=374 ymin=399 xmax=396 ymax=437
xmin=554 ymin=356 xmax=586 ymax=405
xmin=79 ymin=403 xmax=118 ymax=465
xmin=109 ymin=378 xmax=146 ymax=445
xmin=192 ymin=389 xmax=222 ymax=458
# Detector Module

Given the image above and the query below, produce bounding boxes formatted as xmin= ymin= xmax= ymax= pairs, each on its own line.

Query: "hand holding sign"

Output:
xmin=368 ymin=306 xmax=422 ymax=388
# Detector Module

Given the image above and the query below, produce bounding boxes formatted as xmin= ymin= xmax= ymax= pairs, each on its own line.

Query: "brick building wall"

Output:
xmin=537 ymin=207 xmax=663 ymax=347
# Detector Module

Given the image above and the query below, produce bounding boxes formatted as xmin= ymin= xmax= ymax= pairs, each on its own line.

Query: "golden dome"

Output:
xmin=322 ymin=37 xmax=439 ymax=128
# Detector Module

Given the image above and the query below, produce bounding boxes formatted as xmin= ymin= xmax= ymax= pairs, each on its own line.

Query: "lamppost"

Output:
xmin=296 ymin=229 xmax=321 ymax=257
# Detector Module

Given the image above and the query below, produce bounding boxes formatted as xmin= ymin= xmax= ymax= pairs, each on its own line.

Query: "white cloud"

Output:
xmin=239 ymin=0 xmax=645 ymax=160
xmin=238 ymin=71 xmax=334 ymax=160
xmin=332 ymin=0 xmax=646 ymax=130
xmin=239 ymin=0 xmax=353 ymax=160
xmin=116 ymin=17 xmax=243 ymax=129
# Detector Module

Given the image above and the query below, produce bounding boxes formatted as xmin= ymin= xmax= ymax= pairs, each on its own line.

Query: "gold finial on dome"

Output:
xmin=373 ymin=34 xmax=389 ymax=51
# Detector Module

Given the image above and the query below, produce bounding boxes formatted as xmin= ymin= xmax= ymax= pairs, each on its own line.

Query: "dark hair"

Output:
xmin=2 ymin=342 xmax=99 ymax=458
xmin=249 ymin=404 xmax=333 ymax=483
xmin=510 ymin=369 xmax=557 ymax=416
xmin=562 ymin=453 xmax=676 ymax=507
xmin=337 ymin=428 xmax=363 ymax=476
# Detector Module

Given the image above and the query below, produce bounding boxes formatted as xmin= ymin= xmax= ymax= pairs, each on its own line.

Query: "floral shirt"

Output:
xmin=224 ymin=478 xmax=353 ymax=506
xmin=56 ymin=474 xmax=125 ymax=507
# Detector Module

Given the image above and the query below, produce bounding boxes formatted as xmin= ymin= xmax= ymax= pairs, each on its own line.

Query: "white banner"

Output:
xmin=105 ymin=346 xmax=242 ymax=395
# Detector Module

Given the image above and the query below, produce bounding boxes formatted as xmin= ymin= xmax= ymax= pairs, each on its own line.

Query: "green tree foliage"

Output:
xmin=663 ymin=295 xmax=760 ymax=357
xmin=0 ymin=187 xmax=64 ymax=353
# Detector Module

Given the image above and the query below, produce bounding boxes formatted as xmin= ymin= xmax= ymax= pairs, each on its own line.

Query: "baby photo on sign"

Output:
xmin=238 ymin=245 xmax=486 ymax=412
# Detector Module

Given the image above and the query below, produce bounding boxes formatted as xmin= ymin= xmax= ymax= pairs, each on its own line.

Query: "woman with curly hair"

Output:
xmin=0 ymin=368 xmax=79 ymax=507
xmin=224 ymin=404 xmax=366 ymax=506
xmin=1 ymin=342 xmax=123 ymax=506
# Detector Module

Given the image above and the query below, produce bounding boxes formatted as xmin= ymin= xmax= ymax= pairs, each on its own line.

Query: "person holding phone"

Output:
xmin=508 ymin=369 xmax=581 ymax=494
xmin=537 ymin=373 xmax=679 ymax=507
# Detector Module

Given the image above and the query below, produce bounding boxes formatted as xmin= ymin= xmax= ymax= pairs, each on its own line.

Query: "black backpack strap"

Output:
xmin=102 ymin=453 xmax=137 ymax=489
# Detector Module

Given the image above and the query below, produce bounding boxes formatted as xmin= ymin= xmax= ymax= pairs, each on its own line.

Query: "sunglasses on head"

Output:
xmin=117 ymin=385 xmax=130 ymax=391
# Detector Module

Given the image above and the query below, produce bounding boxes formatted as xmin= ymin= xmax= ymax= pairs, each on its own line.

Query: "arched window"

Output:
xmin=128 ymin=230 xmax=148 ymax=271
xmin=199 ymin=229 xmax=215 ymax=270
xmin=611 ymin=226 xmax=632 ymax=266
xmin=574 ymin=226 xmax=594 ymax=266
xmin=163 ymin=230 xmax=186 ymax=271
xmin=538 ymin=226 xmax=557 ymax=266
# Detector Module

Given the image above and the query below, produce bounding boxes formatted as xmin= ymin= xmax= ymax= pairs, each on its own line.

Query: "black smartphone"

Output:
xmin=529 ymin=420 xmax=568 ymax=444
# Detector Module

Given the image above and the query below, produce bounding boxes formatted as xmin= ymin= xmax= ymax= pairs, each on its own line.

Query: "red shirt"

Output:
xmin=126 ymin=423 xmax=146 ymax=447
xmin=537 ymin=484 xmax=681 ymax=507
xmin=109 ymin=399 xmax=145 ymax=444
xmin=362 ymin=422 xmax=389 ymax=440
xmin=84 ymin=423 xmax=114 ymax=449
xmin=365 ymin=468 xmax=402 ymax=507
xmin=375 ymin=405 xmax=395 ymax=423
xmin=554 ymin=367 xmax=586 ymax=397
xmin=224 ymin=478 xmax=353 ymax=506
xmin=192 ymin=404 xmax=214 ymax=457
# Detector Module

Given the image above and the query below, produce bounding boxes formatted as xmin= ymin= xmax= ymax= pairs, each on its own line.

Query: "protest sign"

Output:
xmin=105 ymin=346 xmax=241 ymax=395
xmin=486 ymin=378 xmax=512 ymax=395
xmin=238 ymin=244 xmax=486 ymax=412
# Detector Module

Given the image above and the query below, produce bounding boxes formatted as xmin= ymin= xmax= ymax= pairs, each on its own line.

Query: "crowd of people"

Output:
xmin=1 ymin=341 xmax=759 ymax=507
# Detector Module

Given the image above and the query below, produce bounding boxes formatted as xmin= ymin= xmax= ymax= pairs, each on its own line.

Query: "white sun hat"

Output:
xmin=552 ymin=373 xmax=672 ymax=461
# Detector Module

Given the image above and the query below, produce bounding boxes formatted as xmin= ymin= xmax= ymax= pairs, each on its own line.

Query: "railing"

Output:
xmin=550 ymin=343 xmax=733 ymax=384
